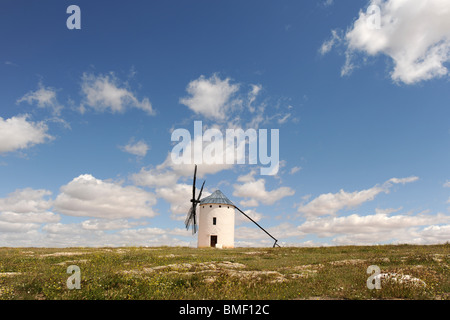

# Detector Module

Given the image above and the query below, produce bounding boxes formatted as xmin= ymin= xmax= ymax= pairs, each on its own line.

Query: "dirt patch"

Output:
xmin=0 ymin=272 xmax=22 ymax=277
xmin=288 ymin=263 xmax=324 ymax=271
xmin=120 ymin=260 xmax=246 ymax=275
xmin=39 ymin=252 xmax=90 ymax=258
xmin=21 ymin=251 xmax=35 ymax=256
xmin=329 ymin=259 xmax=367 ymax=266
xmin=329 ymin=258 xmax=390 ymax=266
xmin=227 ymin=270 xmax=287 ymax=283
xmin=216 ymin=261 xmax=246 ymax=269
xmin=294 ymin=296 xmax=343 ymax=300
xmin=124 ymin=260 xmax=320 ymax=284
xmin=54 ymin=259 xmax=89 ymax=266
xmin=97 ymin=248 xmax=130 ymax=254
xmin=431 ymin=254 xmax=450 ymax=263
xmin=243 ymin=251 xmax=269 ymax=255
xmin=119 ymin=260 xmax=290 ymax=283
xmin=374 ymin=257 xmax=391 ymax=263
xmin=279 ymin=264 xmax=324 ymax=279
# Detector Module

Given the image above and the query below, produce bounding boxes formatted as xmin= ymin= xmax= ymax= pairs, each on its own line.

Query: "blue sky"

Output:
xmin=0 ymin=0 xmax=449 ymax=247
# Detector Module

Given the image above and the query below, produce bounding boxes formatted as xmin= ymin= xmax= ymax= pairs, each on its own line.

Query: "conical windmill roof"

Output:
xmin=200 ymin=190 xmax=235 ymax=207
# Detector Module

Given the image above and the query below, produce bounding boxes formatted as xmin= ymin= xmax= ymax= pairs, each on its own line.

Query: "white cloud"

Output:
xmin=319 ymin=29 xmax=342 ymax=55
xmin=247 ymin=84 xmax=262 ymax=113
xmin=80 ymin=72 xmax=155 ymax=115
xmin=323 ymin=0 xmax=334 ymax=8
xmin=387 ymin=176 xmax=419 ymax=185
xmin=37 ymin=222 xmax=191 ymax=248
xmin=416 ymin=224 xmax=450 ymax=244
xmin=0 ymin=115 xmax=52 ymax=154
xmin=163 ymin=130 xmax=238 ymax=177
xmin=233 ymin=171 xmax=295 ymax=207
xmin=0 ymin=220 xmax=39 ymax=233
xmin=131 ymin=167 xmax=179 ymax=188
xmin=120 ymin=139 xmax=149 ymax=157
xmin=298 ymin=212 xmax=450 ymax=239
xmin=289 ymin=166 xmax=302 ymax=175
xmin=234 ymin=226 xmax=271 ymax=240
xmin=179 ymin=74 xmax=240 ymax=121
xmin=323 ymin=0 xmax=450 ymax=84
xmin=0 ymin=188 xmax=59 ymax=235
xmin=308 ymin=218 xmax=450 ymax=246
xmin=237 ymin=169 xmax=258 ymax=183
xmin=130 ymin=134 xmax=241 ymax=218
xmin=0 ymin=188 xmax=52 ymax=213
xmin=277 ymin=113 xmax=291 ymax=124
xmin=375 ymin=207 xmax=402 ymax=215
xmin=53 ymin=174 xmax=158 ymax=219
xmin=235 ymin=222 xmax=301 ymax=243
xmin=268 ymin=222 xmax=305 ymax=239
xmin=155 ymin=183 xmax=211 ymax=220
xmin=0 ymin=211 xmax=59 ymax=224
xmin=298 ymin=176 xmax=418 ymax=218
xmin=235 ymin=209 xmax=264 ymax=225
xmin=155 ymin=183 xmax=193 ymax=217
xmin=178 ymin=73 xmax=293 ymax=132
xmin=117 ymin=227 xmax=189 ymax=245
xmin=298 ymin=186 xmax=385 ymax=218
xmin=5 ymin=61 xmax=18 ymax=67
xmin=17 ymin=82 xmax=62 ymax=115
xmin=239 ymin=198 xmax=260 ymax=207
xmin=81 ymin=219 xmax=140 ymax=231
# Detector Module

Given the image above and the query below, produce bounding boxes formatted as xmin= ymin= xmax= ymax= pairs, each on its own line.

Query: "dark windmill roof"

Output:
xmin=200 ymin=190 xmax=235 ymax=207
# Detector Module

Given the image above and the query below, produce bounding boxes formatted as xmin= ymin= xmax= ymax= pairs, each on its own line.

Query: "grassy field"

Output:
xmin=0 ymin=244 xmax=448 ymax=300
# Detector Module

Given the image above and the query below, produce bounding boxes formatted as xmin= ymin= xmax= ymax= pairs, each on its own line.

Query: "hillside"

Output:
xmin=0 ymin=244 xmax=448 ymax=300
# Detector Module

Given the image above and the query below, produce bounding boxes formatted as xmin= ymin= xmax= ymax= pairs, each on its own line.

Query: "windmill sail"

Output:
xmin=185 ymin=206 xmax=195 ymax=232
xmin=184 ymin=165 xmax=205 ymax=235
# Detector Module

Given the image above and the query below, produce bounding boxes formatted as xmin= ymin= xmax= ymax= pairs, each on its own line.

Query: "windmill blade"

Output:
xmin=192 ymin=164 xmax=197 ymax=201
xmin=190 ymin=180 xmax=204 ymax=235
xmin=185 ymin=165 xmax=198 ymax=234
xmin=192 ymin=213 xmax=197 ymax=234
xmin=197 ymin=180 xmax=205 ymax=202
xmin=185 ymin=205 xmax=199 ymax=235
xmin=192 ymin=203 xmax=198 ymax=234
xmin=185 ymin=205 xmax=194 ymax=229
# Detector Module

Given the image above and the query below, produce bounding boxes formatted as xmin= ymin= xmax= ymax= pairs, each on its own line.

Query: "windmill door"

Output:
xmin=210 ymin=235 xmax=218 ymax=247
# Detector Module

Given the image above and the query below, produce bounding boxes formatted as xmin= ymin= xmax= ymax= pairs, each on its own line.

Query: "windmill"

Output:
xmin=184 ymin=164 xmax=205 ymax=235
xmin=184 ymin=165 xmax=281 ymax=248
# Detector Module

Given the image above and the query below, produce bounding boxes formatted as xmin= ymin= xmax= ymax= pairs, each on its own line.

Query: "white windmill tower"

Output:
xmin=197 ymin=190 xmax=236 ymax=248
xmin=184 ymin=165 xmax=281 ymax=248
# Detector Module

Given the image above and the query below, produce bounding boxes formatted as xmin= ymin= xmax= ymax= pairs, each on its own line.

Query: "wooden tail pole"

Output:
xmin=236 ymin=206 xmax=281 ymax=248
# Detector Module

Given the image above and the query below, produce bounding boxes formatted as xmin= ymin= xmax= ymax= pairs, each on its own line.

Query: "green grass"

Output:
xmin=0 ymin=244 xmax=448 ymax=300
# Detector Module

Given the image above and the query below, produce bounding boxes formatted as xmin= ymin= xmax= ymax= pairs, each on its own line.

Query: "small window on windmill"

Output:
xmin=210 ymin=205 xmax=212 ymax=208
xmin=219 ymin=205 xmax=221 ymax=208
xmin=213 ymin=217 xmax=217 ymax=225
